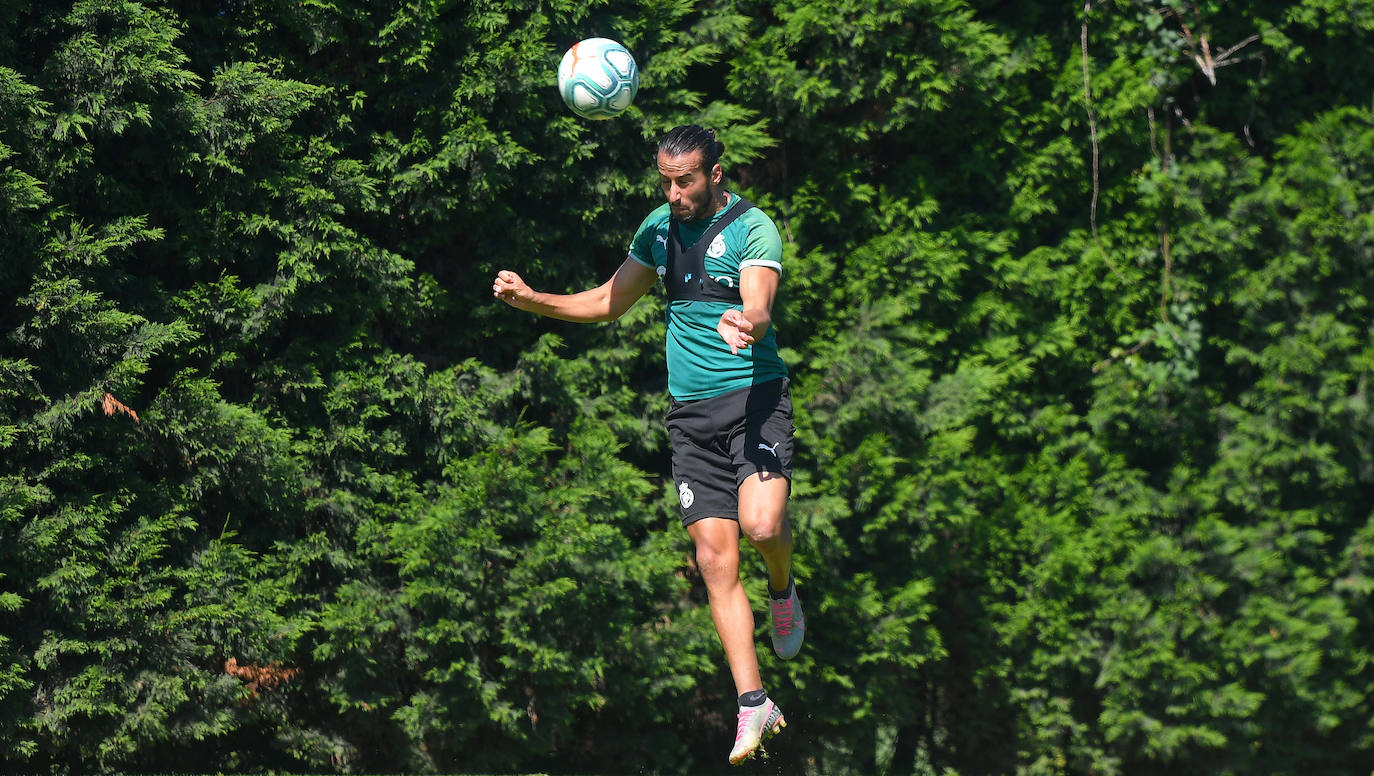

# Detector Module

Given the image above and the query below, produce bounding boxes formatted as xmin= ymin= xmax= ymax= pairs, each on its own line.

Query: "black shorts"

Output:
xmin=666 ymin=378 xmax=794 ymax=526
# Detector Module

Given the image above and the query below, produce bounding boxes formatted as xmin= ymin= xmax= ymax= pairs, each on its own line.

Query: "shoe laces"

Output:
xmin=770 ymin=598 xmax=795 ymax=636
xmin=735 ymin=706 xmax=757 ymax=739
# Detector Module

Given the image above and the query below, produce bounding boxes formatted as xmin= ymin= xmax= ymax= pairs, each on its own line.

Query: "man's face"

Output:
xmin=657 ymin=149 xmax=722 ymax=223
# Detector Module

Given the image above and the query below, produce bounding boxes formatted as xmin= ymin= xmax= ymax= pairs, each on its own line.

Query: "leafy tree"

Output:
xmin=1 ymin=0 xmax=1372 ymax=773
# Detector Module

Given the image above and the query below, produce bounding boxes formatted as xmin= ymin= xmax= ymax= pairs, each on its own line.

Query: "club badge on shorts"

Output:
xmin=678 ymin=480 xmax=695 ymax=509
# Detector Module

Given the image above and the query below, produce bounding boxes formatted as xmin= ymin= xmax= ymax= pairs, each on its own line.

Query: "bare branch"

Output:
xmin=1216 ymin=32 xmax=1264 ymax=64
xmin=1081 ymin=3 xmax=1126 ymax=282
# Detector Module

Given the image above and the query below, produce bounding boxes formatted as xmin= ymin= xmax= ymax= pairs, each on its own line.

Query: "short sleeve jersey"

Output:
xmin=628 ymin=192 xmax=788 ymax=401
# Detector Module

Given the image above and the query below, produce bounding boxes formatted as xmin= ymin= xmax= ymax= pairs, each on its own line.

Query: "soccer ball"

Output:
xmin=557 ymin=38 xmax=639 ymax=120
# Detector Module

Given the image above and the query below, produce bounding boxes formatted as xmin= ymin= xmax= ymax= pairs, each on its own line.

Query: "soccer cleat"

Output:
xmin=768 ymin=580 xmax=805 ymax=659
xmin=729 ymin=697 xmax=786 ymax=764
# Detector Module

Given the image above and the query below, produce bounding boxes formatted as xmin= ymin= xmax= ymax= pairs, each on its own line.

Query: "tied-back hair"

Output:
xmin=657 ymin=125 xmax=725 ymax=172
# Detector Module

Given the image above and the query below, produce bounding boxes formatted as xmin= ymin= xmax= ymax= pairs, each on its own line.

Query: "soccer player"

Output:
xmin=492 ymin=125 xmax=804 ymax=764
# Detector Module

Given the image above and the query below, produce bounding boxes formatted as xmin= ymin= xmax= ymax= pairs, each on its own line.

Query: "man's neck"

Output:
xmin=699 ymin=190 xmax=730 ymax=221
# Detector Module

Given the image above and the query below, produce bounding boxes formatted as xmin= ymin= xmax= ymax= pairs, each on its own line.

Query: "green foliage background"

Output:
xmin=1 ymin=0 xmax=1372 ymax=773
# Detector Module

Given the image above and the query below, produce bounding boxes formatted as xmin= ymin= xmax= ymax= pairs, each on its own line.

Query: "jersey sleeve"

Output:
xmin=627 ymin=204 xmax=671 ymax=269
xmin=737 ymin=208 xmax=784 ymax=276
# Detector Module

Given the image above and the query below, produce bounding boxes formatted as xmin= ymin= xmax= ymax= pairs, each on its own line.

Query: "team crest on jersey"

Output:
xmin=706 ymin=234 xmax=727 ymax=259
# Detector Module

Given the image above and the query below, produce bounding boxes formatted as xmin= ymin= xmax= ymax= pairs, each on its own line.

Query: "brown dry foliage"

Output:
xmin=101 ymin=392 xmax=140 ymax=423
xmin=224 ymin=657 xmax=302 ymax=704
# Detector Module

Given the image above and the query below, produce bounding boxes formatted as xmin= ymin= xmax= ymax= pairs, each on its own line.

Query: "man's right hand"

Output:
xmin=492 ymin=270 xmax=533 ymax=308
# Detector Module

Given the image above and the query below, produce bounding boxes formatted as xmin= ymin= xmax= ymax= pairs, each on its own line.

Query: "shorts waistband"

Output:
xmin=669 ymin=377 xmax=788 ymax=411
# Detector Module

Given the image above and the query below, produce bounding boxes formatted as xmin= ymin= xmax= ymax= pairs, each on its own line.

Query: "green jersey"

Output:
xmin=628 ymin=192 xmax=788 ymax=401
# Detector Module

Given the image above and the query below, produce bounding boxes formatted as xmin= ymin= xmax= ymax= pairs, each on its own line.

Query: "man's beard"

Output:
xmin=675 ymin=186 xmax=719 ymax=222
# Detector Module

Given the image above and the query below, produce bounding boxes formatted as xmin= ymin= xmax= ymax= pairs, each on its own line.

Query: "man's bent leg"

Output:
xmin=738 ymin=471 xmax=792 ymax=593
xmin=687 ymin=516 xmax=762 ymax=696
xmin=739 ymin=471 xmax=805 ymax=660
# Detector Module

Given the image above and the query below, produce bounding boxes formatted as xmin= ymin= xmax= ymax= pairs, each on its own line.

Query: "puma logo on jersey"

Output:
xmin=757 ymin=441 xmax=781 ymax=458
xmin=656 ymin=234 xmax=668 ymax=248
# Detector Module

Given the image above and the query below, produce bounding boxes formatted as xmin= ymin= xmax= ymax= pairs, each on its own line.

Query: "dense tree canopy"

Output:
xmin=1 ymin=0 xmax=1372 ymax=773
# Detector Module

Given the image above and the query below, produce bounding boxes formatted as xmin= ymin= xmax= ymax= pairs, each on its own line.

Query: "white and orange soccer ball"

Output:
xmin=557 ymin=38 xmax=639 ymax=120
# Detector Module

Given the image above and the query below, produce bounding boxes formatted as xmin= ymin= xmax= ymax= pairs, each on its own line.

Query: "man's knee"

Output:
xmin=738 ymin=480 xmax=789 ymax=545
xmin=693 ymin=537 xmax=738 ymax=580
xmin=739 ymin=513 xmax=785 ymax=545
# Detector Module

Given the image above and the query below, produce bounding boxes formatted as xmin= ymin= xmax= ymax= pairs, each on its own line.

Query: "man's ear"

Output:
xmin=710 ymin=162 xmax=723 ymax=186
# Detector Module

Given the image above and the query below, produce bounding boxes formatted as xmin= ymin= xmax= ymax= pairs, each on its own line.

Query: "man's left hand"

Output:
xmin=717 ymin=309 xmax=756 ymax=355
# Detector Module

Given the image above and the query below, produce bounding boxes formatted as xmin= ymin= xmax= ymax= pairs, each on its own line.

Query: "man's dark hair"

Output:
xmin=657 ymin=125 xmax=725 ymax=172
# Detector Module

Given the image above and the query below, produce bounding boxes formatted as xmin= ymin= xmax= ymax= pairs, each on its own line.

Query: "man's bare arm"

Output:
xmin=717 ymin=265 xmax=780 ymax=354
xmin=493 ymin=257 xmax=659 ymax=323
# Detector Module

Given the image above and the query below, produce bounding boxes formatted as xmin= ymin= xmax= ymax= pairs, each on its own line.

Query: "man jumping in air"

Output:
xmin=492 ymin=124 xmax=804 ymax=764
